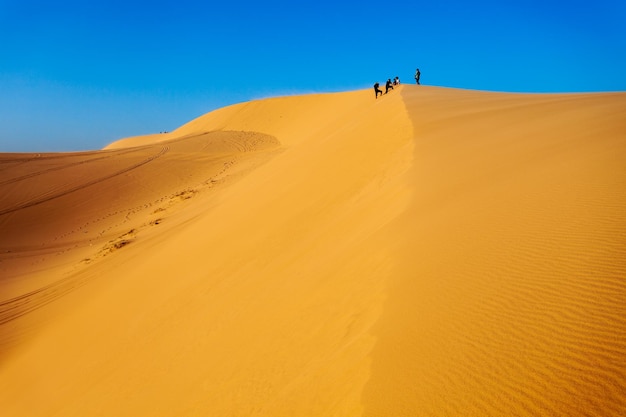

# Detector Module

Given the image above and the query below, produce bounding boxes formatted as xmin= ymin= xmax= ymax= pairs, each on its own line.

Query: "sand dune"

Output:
xmin=0 ymin=86 xmax=625 ymax=416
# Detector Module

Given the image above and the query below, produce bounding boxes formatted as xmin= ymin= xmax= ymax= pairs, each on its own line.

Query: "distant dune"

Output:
xmin=1 ymin=86 xmax=625 ymax=416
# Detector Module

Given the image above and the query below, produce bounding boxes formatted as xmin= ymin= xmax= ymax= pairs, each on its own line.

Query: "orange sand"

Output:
xmin=1 ymin=86 xmax=625 ymax=416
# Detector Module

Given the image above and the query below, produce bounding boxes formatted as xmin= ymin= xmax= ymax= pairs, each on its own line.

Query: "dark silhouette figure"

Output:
xmin=374 ymin=82 xmax=383 ymax=98
xmin=393 ymin=76 xmax=400 ymax=85
xmin=415 ymin=68 xmax=421 ymax=85
xmin=385 ymin=79 xmax=394 ymax=94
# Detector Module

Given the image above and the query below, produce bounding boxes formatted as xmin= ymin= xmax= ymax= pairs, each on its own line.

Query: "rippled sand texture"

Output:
xmin=0 ymin=86 xmax=625 ymax=416
xmin=363 ymin=87 xmax=626 ymax=416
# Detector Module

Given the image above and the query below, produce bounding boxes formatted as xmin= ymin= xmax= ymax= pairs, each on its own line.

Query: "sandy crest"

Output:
xmin=0 ymin=86 xmax=625 ymax=416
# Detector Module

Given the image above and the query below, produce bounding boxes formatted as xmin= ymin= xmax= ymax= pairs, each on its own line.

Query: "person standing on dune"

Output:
xmin=415 ymin=68 xmax=421 ymax=85
xmin=374 ymin=82 xmax=383 ymax=98
xmin=385 ymin=78 xmax=394 ymax=94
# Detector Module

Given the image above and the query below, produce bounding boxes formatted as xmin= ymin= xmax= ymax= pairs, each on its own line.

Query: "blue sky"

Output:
xmin=1 ymin=0 xmax=625 ymax=152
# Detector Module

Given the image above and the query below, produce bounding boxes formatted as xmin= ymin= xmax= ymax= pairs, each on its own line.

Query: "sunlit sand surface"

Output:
xmin=1 ymin=86 xmax=625 ymax=416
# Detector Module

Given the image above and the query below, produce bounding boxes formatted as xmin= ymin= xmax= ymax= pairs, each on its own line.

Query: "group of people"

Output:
xmin=373 ymin=68 xmax=421 ymax=98
xmin=374 ymin=77 xmax=400 ymax=98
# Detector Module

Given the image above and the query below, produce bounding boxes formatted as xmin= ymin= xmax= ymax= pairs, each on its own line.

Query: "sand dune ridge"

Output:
xmin=1 ymin=86 xmax=625 ymax=416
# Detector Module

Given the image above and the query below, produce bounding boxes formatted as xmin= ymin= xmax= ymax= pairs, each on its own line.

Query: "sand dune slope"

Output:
xmin=363 ymin=87 xmax=626 ymax=416
xmin=0 ymin=86 xmax=625 ymax=416
xmin=0 ymin=130 xmax=281 ymax=298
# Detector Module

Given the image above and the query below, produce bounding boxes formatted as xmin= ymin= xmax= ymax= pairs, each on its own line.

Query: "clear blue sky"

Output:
xmin=1 ymin=0 xmax=625 ymax=152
